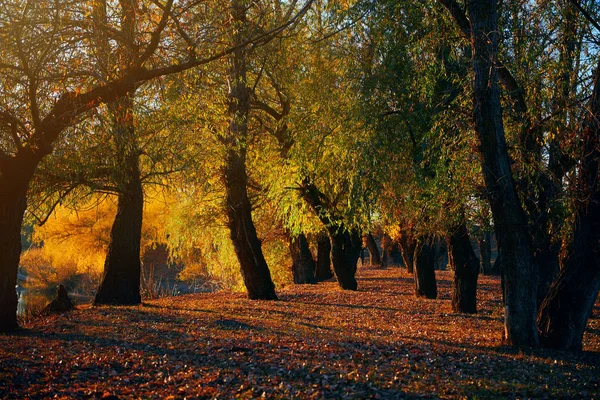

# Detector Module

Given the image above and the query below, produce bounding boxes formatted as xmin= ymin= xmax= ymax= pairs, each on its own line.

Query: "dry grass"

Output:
xmin=1 ymin=267 xmax=599 ymax=399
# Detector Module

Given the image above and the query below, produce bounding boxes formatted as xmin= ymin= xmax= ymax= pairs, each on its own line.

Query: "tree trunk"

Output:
xmin=447 ymin=221 xmax=480 ymax=313
xmin=537 ymin=59 xmax=600 ymax=351
xmin=299 ymin=180 xmax=359 ymax=290
xmin=289 ymin=233 xmax=316 ymax=284
xmin=329 ymin=228 xmax=361 ymax=291
xmin=478 ymin=231 xmax=492 ymax=274
xmin=94 ymin=171 xmax=143 ymax=305
xmin=467 ymin=0 xmax=539 ymax=347
xmin=315 ymin=233 xmax=333 ymax=281
xmin=365 ymin=233 xmax=381 ymax=266
xmin=93 ymin=0 xmax=144 ymax=306
xmin=224 ymin=151 xmax=277 ymax=300
xmin=398 ymin=231 xmax=416 ymax=274
xmin=413 ymin=239 xmax=437 ymax=299
xmin=221 ymin=1 xmax=277 ymax=301
xmin=0 ymin=155 xmax=37 ymax=332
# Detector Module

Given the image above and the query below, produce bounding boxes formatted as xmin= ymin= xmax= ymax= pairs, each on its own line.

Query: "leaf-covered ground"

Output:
xmin=1 ymin=268 xmax=599 ymax=399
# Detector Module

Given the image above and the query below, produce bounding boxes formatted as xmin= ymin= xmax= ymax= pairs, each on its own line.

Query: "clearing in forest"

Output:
xmin=1 ymin=267 xmax=599 ymax=399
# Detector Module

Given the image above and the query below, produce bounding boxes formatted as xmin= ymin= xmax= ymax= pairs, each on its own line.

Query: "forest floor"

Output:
xmin=1 ymin=268 xmax=599 ymax=399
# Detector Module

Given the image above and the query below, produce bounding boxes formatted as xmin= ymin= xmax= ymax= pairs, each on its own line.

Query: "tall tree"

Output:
xmin=447 ymin=217 xmax=480 ymax=313
xmin=465 ymin=0 xmax=539 ymax=346
xmin=537 ymin=55 xmax=600 ymax=351
xmin=93 ymin=0 xmax=143 ymax=306
xmin=222 ymin=0 xmax=277 ymax=300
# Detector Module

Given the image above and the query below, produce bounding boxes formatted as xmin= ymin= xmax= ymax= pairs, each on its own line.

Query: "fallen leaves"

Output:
xmin=1 ymin=268 xmax=599 ymax=399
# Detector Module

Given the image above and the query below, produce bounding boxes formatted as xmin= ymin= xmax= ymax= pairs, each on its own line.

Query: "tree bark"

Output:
xmin=289 ymin=233 xmax=316 ymax=284
xmin=222 ymin=1 xmax=277 ymax=300
xmin=467 ymin=0 xmax=539 ymax=347
xmin=398 ymin=231 xmax=416 ymax=274
xmin=94 ymin=166 xmax=143 ymax=305
xmin=0 ymin=154 xmax=37 ymax=332
xmin=329 ymin=228 xmax=361 ymax=290
xmin=447 ymin=221 xmax=480 ymax=313
xmin=365 ymin=233 xmax=381 ymax=266
xmin=224 ymin=149 xmax=277 ymax=300
xmin=478 ymin=231 xmax=492 ymax=274
xmin=315 ymin=233 xmax=333 ymax=281
xmin=413 ymin=238 xmax=437 ymax=299
xmin=537 ymin=59 xmax=600 ymax=351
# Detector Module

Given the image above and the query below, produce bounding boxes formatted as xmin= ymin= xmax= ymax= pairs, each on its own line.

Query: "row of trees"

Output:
xmin=1 ymin=0 xmax=599 ymax=352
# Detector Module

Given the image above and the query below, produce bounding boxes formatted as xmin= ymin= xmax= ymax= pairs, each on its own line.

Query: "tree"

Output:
xmin=537 ymin=55 xmax=600 ymax=351
xmin=413 ymin=238 xmax=438 ymax=299
xmin=289 ymin=233 xmax=317 ymax=284
xmin=364 ymin=233 xmax=381 ymax=267
xmin=447 ymin=217 xmax=480 ymax=313
xmin=465 ymin=0 xmax=539 ymax=346
xmin=315 ymin=232 xmax=334 ymax=281
xmin=92 ymin=0 xmax=143 ymax=306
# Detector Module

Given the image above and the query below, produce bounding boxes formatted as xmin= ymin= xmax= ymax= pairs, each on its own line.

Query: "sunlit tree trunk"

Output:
xmin=447 ymin=220 xmax=480 ymax=313
xmin=223 ymin=0 xmax=277 ymax=300
xmin=413 ymin=238 xmax=437 ymax=299
xmin=467 ymin=0 xmax=539 ymax=347
xmin=315 ymin=233 xmax=333 ymax=281
xmin=537 ymin=59 xmax=600 ymax=352
xmin=0 ymin=155 xmax=38 ymax=332
xmin=289 ymin=233 xmax=316 ymax=284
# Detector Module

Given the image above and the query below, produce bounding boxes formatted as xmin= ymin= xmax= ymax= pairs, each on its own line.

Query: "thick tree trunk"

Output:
xmin=0 ymin=155 xmax=37 ymax=332
xmin=467 ymin=0 xmax=539 ymax=347
xmin=94 ymin=171 xmax=143 ymax=305
xmin=413 ymin=239 xmax=437 ymax=299
xmin=329 ymin=228 xmax=361 ymax=291
xmin=365 ymin=233 xmax=381 ymax=266
xmin=289 ymin=233 xmax=316 ymax=284
xmin=224 ymin=150 xmax=277 ymax=300
xmin=447 ymin=221 xmax=480 ymax=313
xmin=315 ymin=233 xmax=333 ymax=281
xmin=478 ymin=231 xmax=492 ymax=274
xmin=537 ymin=59 xmax=600 ymax=351
xmin=221 ymin=1 xmax=277 ymax=301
